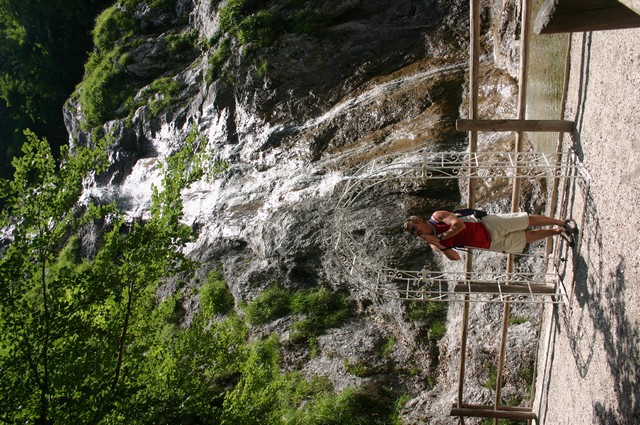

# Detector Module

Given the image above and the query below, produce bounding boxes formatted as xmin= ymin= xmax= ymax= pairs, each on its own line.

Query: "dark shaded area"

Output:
xmin=0 ymin=0 xmax=112 ymax=179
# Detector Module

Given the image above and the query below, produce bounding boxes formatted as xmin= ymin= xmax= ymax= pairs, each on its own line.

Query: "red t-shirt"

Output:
xmin=429 ymin=218 xmax=492 ymax=249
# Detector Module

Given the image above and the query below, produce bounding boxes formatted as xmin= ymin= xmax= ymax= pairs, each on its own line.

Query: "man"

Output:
xmin=404 ymin=211 xmax=576 ymax=261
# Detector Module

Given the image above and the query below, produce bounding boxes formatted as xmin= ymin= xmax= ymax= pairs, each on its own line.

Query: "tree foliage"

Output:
xmin=0 ymin=130 xmax=110 ymax=423
xmin=0 ymin=129 xmax=214 ymax=422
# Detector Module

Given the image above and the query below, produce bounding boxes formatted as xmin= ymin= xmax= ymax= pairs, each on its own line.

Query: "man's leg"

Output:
xmin=524 ymin=227 xmax=563 ymax=243
xmin=527 ymin=214 xmax=566 ymax=227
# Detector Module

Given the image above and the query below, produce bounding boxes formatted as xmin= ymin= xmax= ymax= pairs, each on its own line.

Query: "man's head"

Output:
xmin=404 ymin=216 xmax=433 ymax=238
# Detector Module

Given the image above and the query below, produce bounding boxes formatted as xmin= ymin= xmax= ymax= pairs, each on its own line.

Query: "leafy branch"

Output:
xmin=0 ymin=130 xmax=109 ymax=422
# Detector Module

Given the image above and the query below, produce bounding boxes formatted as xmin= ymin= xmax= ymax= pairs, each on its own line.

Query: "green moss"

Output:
xmin=242 ymin=285 xmax=293 ymax=325
xmin=482 ymin=361 xmax=499 ymax=391
xmin=519 ymin=361 xmax=535 ymax=386
xmin=218 ymin=0 xmax=261 ymax=33
xmin=148 ymin=0 xmax=178 ymax=12
xmin=79 ymin=48 xmax=131 ymax=128
xmin=509 ymin=315 xmax=530 ymax=325
xmin=164 ymin=29 xmax=198 ymax=60
xmin=80 ymin=1 xmax=197 ymax=129
xmin=206 ymin=0 xmax=345 ymax=88
xmin=343 ymin=358 xmax=378 ymax=378
xmin=290 ymin=287 xmax=350 ymax=343
xmin=256 ymin=57 xmax=268 ymax=78
xmin=284 ymin=386 xmax=393 ymax=425
xmin=147 ymin=77 xmax=184 ymax=117
xmin=120 ymin=75 xmax=185 ymax=125
xmin=287 ymin=9 xmax=330 ymax=35
xmin=119 ymin=0 xmax=176 ymax=10
xmin=390 ymin=394 xmax=412 ymax=425
xmin=380 ymin=336 xmax=396 ymax=359
xmin=199 ymin=270 xmax=235 ymax=316
xmin=217 ymin=0 xmax=285 ymax=49
xmin=404 ymin=300 xmax=447 ymax=323
xmin=236 ymin=10 xmax=281 ymax=47
xmin=207 ymin=38 xmax=231 ymax=83
xmin=92 ymin=4 xmax=136 ymax=52
xmin=428 ymin=321 xmax=446 ymax=341
xmin=240 ymin=285 xmax=350 ymax=344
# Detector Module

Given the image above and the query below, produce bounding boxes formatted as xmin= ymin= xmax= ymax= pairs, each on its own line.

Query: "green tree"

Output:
xmin=0 ymin=130 xmax=109 ymax=423
xmin=0 ymin=128 xmax=221 ymax=422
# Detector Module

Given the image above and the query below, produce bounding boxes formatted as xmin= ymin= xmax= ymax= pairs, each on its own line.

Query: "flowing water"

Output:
xmin=526 ymin=1 xmax=571 ymax=153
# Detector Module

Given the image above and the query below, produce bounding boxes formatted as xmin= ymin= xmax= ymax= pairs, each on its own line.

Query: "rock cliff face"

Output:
xmin=67 ymin=0 xmax=536 ymax=422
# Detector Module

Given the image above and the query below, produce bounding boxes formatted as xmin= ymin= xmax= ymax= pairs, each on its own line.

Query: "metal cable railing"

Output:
xmin=332 ymin=149 xmax=589 ymax=303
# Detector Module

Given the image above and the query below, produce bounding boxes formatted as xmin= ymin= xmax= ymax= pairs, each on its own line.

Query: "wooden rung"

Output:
xmin=453 ymin=283 xmax=556 ymax=294
xmin=456 ymin=119 xmax=574 ymax=132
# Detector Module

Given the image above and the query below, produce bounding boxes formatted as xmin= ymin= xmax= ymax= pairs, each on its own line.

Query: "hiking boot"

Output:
xmin=563 ymin=219 xmax=578 ymax=235
xmin=560 ymin=230 xmax=575 ymax=248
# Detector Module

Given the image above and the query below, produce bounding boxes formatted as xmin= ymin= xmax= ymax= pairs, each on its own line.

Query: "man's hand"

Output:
xmin=421 ymin=234 xmax=443 ymax=247
xmin=426 ymin=240 xmax=461 ymax=261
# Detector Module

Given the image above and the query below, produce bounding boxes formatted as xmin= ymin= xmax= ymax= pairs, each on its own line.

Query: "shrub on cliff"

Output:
xmin=80 ymin=0 xmax=194 ymax=129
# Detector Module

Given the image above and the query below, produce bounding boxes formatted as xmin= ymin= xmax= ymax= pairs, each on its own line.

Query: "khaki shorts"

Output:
xmin=481 ymin=212 xmax=529 ymax=253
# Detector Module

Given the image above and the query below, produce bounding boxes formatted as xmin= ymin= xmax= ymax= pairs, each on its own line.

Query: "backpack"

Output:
xmin=428 ymin=208 xmax=487 ymax=227
xmin=452 ymin=208 xmax=487 ymax=219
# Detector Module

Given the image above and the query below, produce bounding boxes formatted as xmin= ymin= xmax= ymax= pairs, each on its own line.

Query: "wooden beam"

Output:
xmin=458 ymin=0 xmax=481 ymax=411
xmin=456 ymin=119 xmax=574 ymax=132
xmin=452 ymin=403 xmax=534 ymax=413
xmin=621 ymin=0 xmax=640 ymax=15
xmin=450 ymin=407 xmax=537 ymax=420
xmin=453 ymin=283 xmax=556 ymax=294
xmin=467 ymin=0 xmax=481 ymax=210
xmin=534 ymin=0 xmax=640 ymax=34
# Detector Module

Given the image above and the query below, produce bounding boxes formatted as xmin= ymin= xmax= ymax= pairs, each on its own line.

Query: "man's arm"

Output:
xmin=431 ymin=210 xmax=466 ymax=240
xmin=427 ymin=242 xmax=461 ymax=261
xmin=427 ymin=210 xmax=464 ymax=261
xmin=430 ymin=243 xmax=461 ymax=261
xmin=421 ymin=234 xmax=462 ymax=261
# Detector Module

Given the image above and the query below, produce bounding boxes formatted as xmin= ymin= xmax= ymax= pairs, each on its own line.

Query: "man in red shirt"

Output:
xmin=404 ymin=211 xmax=576 ymax=261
